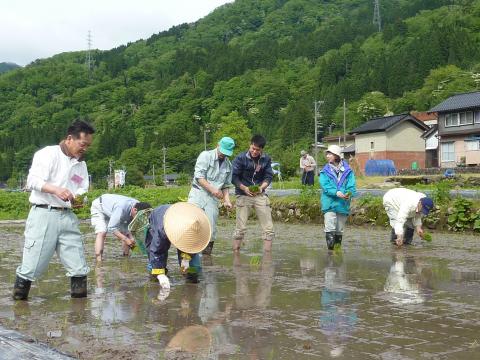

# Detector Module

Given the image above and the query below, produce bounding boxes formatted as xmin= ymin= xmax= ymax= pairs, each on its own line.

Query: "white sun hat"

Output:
xmin=326 ymin=144 xmax=343 ymax=158
xmin=163 ymin=202 xmax=211 ymax=254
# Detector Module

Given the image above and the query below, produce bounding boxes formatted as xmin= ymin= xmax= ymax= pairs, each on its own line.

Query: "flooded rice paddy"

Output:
xmin=0 ymin=220 xmax=480 ymax=359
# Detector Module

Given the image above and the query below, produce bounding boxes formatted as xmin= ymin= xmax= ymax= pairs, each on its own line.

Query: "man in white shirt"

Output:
xmin=90 ymin=194 xmax=151 ymax=262
xmin=13 ymin=120 xmax=95 ymax=300
xmin=300 ymin=150 xmax=316 ymax=186
xmin=383 ymin=188 xmax=434 ymax=246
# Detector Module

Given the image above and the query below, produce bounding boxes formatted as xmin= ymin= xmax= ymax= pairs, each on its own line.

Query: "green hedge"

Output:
xmin=0 ymin=186 xmax=190 ymax=220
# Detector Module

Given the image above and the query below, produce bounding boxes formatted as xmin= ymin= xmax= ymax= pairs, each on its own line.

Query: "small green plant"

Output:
xmin=447 ymin=197 xmax=479 ymax=232
xmin=250 ymin=255 xmax=262 ymax=267
xmin=431 ymin=180 xmax=453 ymax=206
xmin=298 ymin=185 xmax=318 ymax=205
xmin=248 ymin=185 xmax=260 ymax=194
xmin=423 ymin=232 xmax=432 ymax=242
xmin=356 ymin=195 xmax=388 ymax=225
xmin=333 ymin=243 xmax=342 ymax=254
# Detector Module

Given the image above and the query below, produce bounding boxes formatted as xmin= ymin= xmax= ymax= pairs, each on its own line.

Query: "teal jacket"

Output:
xmin=319 ymin=161 xmax=356 ymax=215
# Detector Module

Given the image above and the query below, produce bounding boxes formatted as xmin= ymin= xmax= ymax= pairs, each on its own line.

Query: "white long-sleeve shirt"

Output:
xmin=300 ymin=154 xmax=316 ymax=172
xmin=383 ymin=188 xmax=425 ymax=236
xmin=26 ymin=145 xmax=89 ymax=208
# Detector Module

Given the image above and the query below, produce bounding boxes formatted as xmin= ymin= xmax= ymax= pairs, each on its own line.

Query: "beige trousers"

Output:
xmin=233 ymin=194 xmax=275 ymax=241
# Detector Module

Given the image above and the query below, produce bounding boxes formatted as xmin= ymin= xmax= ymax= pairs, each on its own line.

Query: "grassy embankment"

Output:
xmin=1 ymin=176 xmax=479 ymax=234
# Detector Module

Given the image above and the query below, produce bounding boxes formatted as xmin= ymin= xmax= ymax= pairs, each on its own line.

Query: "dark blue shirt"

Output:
xmin=145 ymin=205 xmax=171 ymax=271
xmin=232 ymin=150 xmax=273 ymax=196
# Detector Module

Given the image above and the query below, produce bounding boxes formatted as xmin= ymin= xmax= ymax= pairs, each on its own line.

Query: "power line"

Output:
xmin=85 ymin=30 xmax=93 ymax=76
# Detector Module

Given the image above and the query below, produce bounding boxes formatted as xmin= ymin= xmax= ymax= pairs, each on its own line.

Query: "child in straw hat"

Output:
xmin=138 ymin=202 xmax=211 ymax=291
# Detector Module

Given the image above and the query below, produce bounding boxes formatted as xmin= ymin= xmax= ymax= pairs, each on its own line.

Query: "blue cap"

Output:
xmin=420 ymin=197 xmax=434 ymax=215
xmin=218 ymin=137 xmax=235 ymax=156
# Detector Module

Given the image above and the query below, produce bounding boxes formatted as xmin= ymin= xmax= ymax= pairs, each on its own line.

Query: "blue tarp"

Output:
xmin=364 ymin=159 xmax=397 ymax=176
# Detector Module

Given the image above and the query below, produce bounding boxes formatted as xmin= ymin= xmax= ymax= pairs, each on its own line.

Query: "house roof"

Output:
xmin=349 ymin=113 xmax=429 ymax=135
xmin=322 ymin=134 xmax=355 ymax=142
xmin=428 ymin=91 xmax=480 ymax=113
xmin=410 ymin=111 xmax=438 ymax=122
xmin=421 ymin=124 xmax=438 ymax=139
xmin=342 ymin=144 xmax=355 ymax=153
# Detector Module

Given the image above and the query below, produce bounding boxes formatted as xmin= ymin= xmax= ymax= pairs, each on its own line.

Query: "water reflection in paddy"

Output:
xmin=0 ymin=221 xmax=479 ymax=359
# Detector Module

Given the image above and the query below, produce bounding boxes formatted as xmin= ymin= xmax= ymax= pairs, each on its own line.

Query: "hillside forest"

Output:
xmin=1 ymin=0 xmax=480 ymax=187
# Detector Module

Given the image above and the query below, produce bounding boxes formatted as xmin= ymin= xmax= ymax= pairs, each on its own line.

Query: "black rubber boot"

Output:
xmin=390 ymin=229 xmax=397 ymax=244
xmin=71 ymin=276 xmax=87 ymax=298
xmin=13 ymin=276 xmax=32 ymax=301
xmin=404 ymin=227 xmax=414 ymax=245
xmin=202 ymin=241 xmax=214 ymax=255
xmin=185 ymin=272 xmax=199 ymax=284
xmin=325 ymin=232 xmax=335 ymax=250
xmin=334 ymin=234 xmax=342 ymax=245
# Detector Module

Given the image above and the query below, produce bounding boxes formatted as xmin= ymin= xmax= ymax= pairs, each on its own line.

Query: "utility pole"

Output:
xmin=314 ymin=100 xmax=324 ymax=164
xmin=152 ymin=164 xmax=155 ymax=185
xmin=108 ymin=159 xmax=113 ymax=190
xmin=203 ymin=126 xmax=208 ymax=151
xmin=109 ymin=159 xmax=113 ymax=179
xmin=373 ymin=0 xmax=382 ymax=32
xmin=162 ymin=146 xmax=167 ymax=184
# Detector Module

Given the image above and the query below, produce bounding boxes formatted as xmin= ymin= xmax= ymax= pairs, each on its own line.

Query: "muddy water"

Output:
xmin=1 ymin=221 xmax=480 ymax=359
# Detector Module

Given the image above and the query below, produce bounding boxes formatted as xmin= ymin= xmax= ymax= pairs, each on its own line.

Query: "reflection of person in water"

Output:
xmin=164 ymin=283 xmax=233 ymax=359
xmin=90 ymin=265 xmax=141 ymax=324
xmin=234 ymin=251 xmax=274 ymax=310
xmin=231 ymin=251 xmax=275 ymax=358
xmin=197 ymin=269 xmax=236 ymax=358
xmin=383 ymin=252 xmax=428 ymax=305
xmin=319 ymin=253 xmax=357 ymax=357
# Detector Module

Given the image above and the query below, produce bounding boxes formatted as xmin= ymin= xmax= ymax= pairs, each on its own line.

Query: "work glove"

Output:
xmin=157 ymin=288 xmax=170 ymax=301
xmin=157 ymin=274 xmax=170 ymax=289
xmin=180 ymin=252 xmax=192 ymax=273
xmin=180 ymin=259 xmax=190 ymax=273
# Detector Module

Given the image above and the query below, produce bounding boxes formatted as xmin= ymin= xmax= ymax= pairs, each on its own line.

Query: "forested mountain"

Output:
xmin=0 ymin=62 xmax=20 ymax=74
xmin=1 ymin=0 xmax=479 ymax=186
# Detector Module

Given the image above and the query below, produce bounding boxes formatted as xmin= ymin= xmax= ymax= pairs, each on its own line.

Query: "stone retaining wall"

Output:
xmin=398 ymin=166 xmax=480 ymax=176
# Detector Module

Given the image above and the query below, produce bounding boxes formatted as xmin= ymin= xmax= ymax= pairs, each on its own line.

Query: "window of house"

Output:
xmin=441 ymin=142 xmax=455 ymax=162
xmin=370 ymin=141 xmax=374 ymax=150
xmin=445 ymin=113 xmax=458 ymax=127
xmin=459 ymin=111 xmax=474 ymax=125
xmin=465 ymin=140 xmax=480 ymax=151
xmin=475 ymin=111 xmax=480 ymax=124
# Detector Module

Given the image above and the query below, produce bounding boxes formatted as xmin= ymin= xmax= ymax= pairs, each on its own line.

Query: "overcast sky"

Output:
xmin=1 ymin=0 xmax=233 ymax=66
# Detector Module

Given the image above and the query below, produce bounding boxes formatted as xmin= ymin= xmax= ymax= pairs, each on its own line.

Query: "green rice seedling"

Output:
xmin=423 ymin=232 xmax=432 ymax=242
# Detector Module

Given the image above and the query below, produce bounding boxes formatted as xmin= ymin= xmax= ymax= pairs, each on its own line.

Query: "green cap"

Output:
xmin=218 ymin=137 xmax=235 ymax=156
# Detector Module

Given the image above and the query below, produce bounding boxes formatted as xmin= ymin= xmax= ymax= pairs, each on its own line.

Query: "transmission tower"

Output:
xmin=373 ymin=0 xmax=382 ymax=32
xmin=85 ymin=30 xmax=93 ymax=76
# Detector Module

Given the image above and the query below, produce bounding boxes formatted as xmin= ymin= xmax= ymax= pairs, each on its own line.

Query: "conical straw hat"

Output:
xmin=163 ymin=202 xmax=211 ymax=254
xmin=165 ymin=325 xmax=212 ymax=358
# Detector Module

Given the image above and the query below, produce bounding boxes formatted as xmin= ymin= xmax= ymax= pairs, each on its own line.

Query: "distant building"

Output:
xmin=143 ymin=173 xmax=182 ymax=186
xmin=349 ymin=113 xmax=429 ymax=171
xmin=421 ymin=124 xmax=439 ymax=168
xmin=412 ymin=111 xmax=438 ymax=168
xmin=322 ymin=134 xmax=355 ymax=159
xmin=429 ymin=91 xmax=480 ymax=168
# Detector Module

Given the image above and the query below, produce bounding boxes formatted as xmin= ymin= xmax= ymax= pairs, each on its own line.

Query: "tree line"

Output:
xmin=1 ymin=0 xmax=479 ymax=186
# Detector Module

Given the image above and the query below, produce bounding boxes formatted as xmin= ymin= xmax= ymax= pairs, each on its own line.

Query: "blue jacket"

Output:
xmin=232 ymin=150 xmax=273 ymax=195
xmin=145 ymin=205 xmax=171 ymax=272
xmin=319 ymin=160 xmax=356 ymax=215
